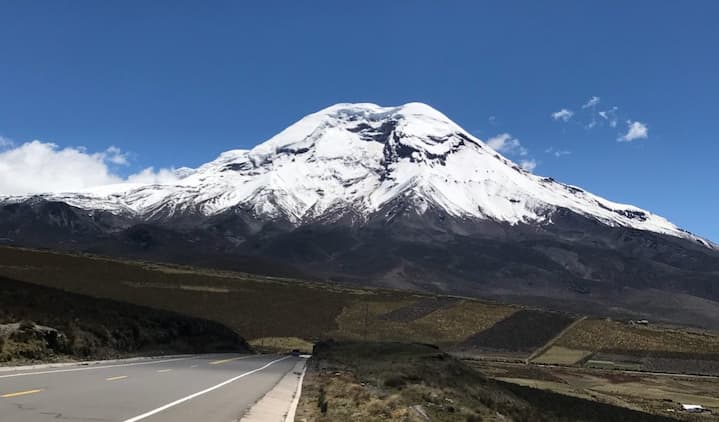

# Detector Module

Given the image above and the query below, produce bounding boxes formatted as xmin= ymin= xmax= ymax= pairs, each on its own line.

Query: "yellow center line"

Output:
xmin=1 ymin=389 xmax=44 ymax=398
xmin=106 ymin=375 xmax=128 ymax=381
xmin=156 ymin=369 xmax=172 ymax=373
xmin=208 ymin=355 xmax=253 ymax=365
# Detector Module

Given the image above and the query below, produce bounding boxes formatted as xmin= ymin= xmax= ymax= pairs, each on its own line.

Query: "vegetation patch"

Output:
xmin=459 ymin=310 xmax=576 ymax=353
xmin=556 ymin=319 xmax=719 ymax=374
xmin=248 ymin=336 xmax=314 ymax=354
xmin=532 ymin=346 xmax=592 ymax=365
xmin=557 ymin=319 xmax=719 ymax=354
xmin=333 ymin=299 xmax=516 ymax=347
xmin=379 ymin=298 xmax=460 ymax=322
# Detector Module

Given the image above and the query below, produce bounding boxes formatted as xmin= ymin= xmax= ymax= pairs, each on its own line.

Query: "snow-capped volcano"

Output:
xmin=3 ymin=103 xmax=719 ymax=328
xmin=2 ymin=102 xmax=709 ymax=247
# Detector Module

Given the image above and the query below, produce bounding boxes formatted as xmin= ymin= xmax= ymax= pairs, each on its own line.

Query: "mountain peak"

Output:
xmin=247 ymin=102 xmax=464 ymax=163
xmin=316 ymin=101 xmax=450 ymax=120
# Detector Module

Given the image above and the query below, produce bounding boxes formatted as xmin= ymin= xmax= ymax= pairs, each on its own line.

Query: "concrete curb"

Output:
xmin=241 ymin=358 xmax=308 ymax=422
xmin=284 ymin=362 xmax=307 ymax=422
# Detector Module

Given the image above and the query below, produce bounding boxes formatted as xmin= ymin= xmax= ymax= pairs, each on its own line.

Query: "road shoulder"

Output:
xmin=241 ymin=357 xmax=308 ymax=422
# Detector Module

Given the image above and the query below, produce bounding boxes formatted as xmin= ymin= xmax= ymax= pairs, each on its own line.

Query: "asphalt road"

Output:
xmin=0 ymin=353 xmax=300 ymax=422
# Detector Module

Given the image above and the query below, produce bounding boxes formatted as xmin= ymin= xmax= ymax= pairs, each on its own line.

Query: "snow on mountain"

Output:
xmin=1 ymin=102 xmax=711 ymax=247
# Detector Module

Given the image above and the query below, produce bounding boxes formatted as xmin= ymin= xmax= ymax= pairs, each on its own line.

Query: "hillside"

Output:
xmin=2 ymin=245 xmax=718 ymax=365
xmin=0 ymin=276 xmax=249 ymax=364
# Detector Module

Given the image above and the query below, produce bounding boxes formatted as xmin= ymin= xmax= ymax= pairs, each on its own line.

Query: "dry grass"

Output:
xmin=295 ymin=369 xmax=428 ymax=422
xmin=532 ymin=346 xmax=592 ymax=365
xmin=248 ymin=336 xmax=313 ymax=354
xmin=557 ymin=319 xmax=719 ymax=355
xmin=332 ymin=299 xmax=517 ymax=346
xmin=295 ymin=342 xmax=512 ymax=422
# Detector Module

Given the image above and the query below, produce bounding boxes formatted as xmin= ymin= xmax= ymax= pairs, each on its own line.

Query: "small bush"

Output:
xmin=384 ymin=374 xmax=407 ymax=389
xmin=317 ymin=386 xmax=329 ymax=414
xmin=366 ymin=398 xmax=392 ymax=417
xmin=19 ymin=320 xmax=35 ymax=331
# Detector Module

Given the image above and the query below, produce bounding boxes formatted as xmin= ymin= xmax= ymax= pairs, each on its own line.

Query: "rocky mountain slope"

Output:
xmin=1 ymin=103 xmax=718 ymax=327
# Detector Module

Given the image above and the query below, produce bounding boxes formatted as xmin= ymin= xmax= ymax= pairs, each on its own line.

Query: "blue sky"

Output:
xmin=0 ymin=1 xmax=717 ymax=240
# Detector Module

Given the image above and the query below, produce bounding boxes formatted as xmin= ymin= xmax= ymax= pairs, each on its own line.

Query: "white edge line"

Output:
xmin=0 ymin=354 xmax=195 ymax=373
xmin=122 ymin=356 xmax=290 ymax=422
xmin=284 ymin=360 xmax=308 ymax=422
xmin=0 ymin=356 xmax=199 ymax=379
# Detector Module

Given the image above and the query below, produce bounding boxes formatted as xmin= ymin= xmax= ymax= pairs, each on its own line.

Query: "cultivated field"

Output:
xmin=542 ymin=318 xmax=719 ymax=375
xmin=469 ymin=360 xmax=719 ymax=421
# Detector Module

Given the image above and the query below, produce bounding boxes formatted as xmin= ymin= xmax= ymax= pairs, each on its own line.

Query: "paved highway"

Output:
xmin=0 ymin=353 xmax=300 ymax=422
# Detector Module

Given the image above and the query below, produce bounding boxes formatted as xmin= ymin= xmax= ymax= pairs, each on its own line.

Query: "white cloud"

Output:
xmin=598 ymin=106 xmax=619 ymax=128
xmin=0 ymin=140 xmax=180 ymax=195
xmin=0 ymin=141 xmax=121 ymax=195
xmin=551 ymin=109 xmax=574 ymax=122
xmin=103 ymin=146 xmax=129 ymax=165
xmin=582 ymin=96 xmax=601 ymax=109
xmin=618 ymin=120 xmax=648 ymax=142
xmin=488 ymin=115 xmax=497 ymax=125
xmin=519 ymin=159 xmax=537 ymax=172
xmin=551 ymin=97 xmax=648 ymax=139
xmin=487 ymin=133 xmax=537 ymax=172
xmin=486 ymin=133 xmax=528 ymax=156
xmin=487 ymin=133 xmax=538 ymax=171
xmin=126 ymin=167 xmax=181 ymax=184
xmin=545 ymin=147 xmax=571 ymax=157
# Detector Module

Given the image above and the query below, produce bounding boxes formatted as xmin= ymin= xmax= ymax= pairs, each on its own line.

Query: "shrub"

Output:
xmin=383 ymin=374 xmax=407 ymax=389
xmin=317 ymin=386 xmax=328 ymax=413
xmin=19 ymin=320 xmax=35 ymax=331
